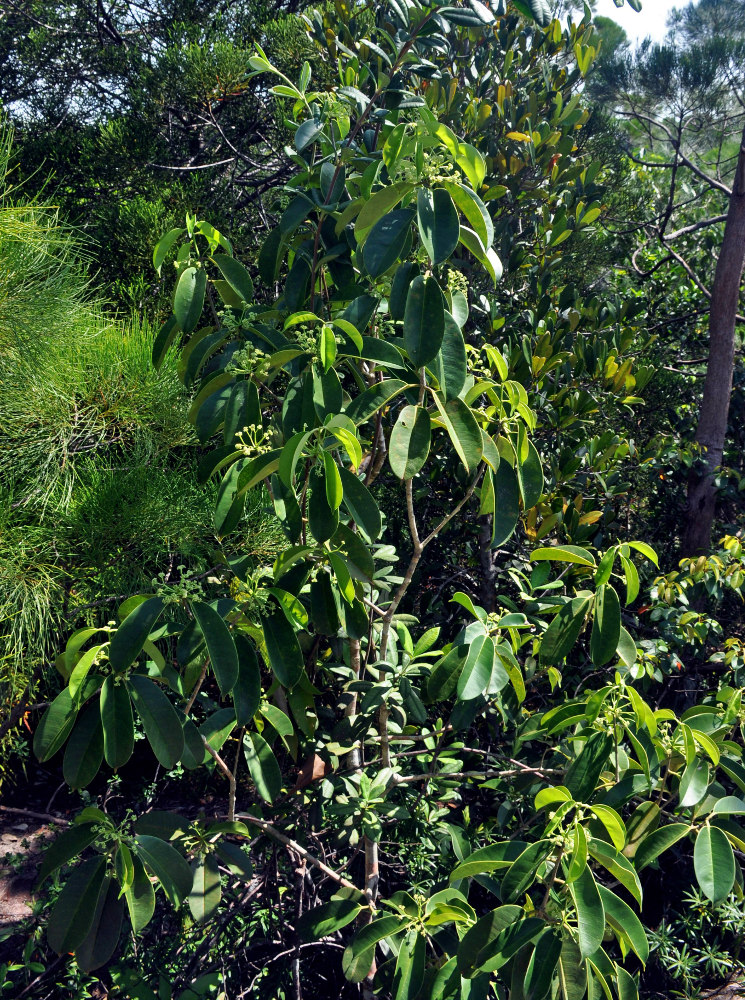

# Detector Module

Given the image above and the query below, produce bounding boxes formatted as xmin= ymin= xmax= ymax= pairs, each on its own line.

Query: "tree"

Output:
xmin=592 ymin=0 xmax=745 ymax=553
xmin=15 ymin=5 xmax=745 ymax=1000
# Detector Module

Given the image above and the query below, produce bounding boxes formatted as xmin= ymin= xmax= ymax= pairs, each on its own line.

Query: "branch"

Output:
xmin=234 ymin=813 xmax=358 ymax=890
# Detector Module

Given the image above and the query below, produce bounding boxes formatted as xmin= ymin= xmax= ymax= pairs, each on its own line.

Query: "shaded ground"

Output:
xmin=0 ymin=808 xmax=58 ymax=927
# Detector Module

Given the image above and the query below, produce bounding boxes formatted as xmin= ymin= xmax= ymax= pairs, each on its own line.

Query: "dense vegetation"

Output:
xmin=1 ymin=1 xmax=744 ymax=999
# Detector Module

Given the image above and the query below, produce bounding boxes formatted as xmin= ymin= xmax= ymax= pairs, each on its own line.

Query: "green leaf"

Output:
xmin=233 ymin=635 xmax=261 ymax=726
xmin=558 ymin=935 xmax=585 ymax=1000
xmin=417 ymin=187 xmax=460 ymax=265
xmin=455 ymin=142 xmax=486 ymax=189
xmin=100 ymin=676 xmax=134 ymax=769
xmin=244 ymin=731 xmax=282 ymax=802
xmin=323 ymin=451 xmax=343 ymax=510
xmin=124 ymin=854 xmax=156 ymax=934
xmin=75 ymin=878 xmax=123 ymax=972
xmin=389 ymin=261 xmax=420 ymax=321
xmin=694 ymin=825 xmax=735 ymax=903
xmin=363 ymin=209 xmax=414 ymax=278
xmin=441 ymin=181 xmax=494 ymax=249
xmin=525 ymin=928 xmax=563 ymax=1000
xmin=152 ymin=314 xmax=180 ymax=370
xmin=433 ymin=394 xmax=483 ymax=474
xmin=135 ymin=835 xmax=193 ymax=905
xmin=212 ymin=254 xmax=254 ymax=302
xmin=404 ymin=275 xmax=445 ymax=367
xmin=569 ymin=866 xmax=605 ymax=958
xmin=36 ymin=823 xmax=99 ymax=887
xmin=345 ymin=379 xmax=409 ymax=425
xmin=530 ymin=546 xmax=595 ymax=567
xmin=679 ymin=759 xmax=711 ymax=808
xmin=190 ymin=601 xmax=239 ymax=696
xmin=539 ymin=597 xmax=592 ymax=666
xmin=173 ymin=266 xmax=206 ymax=334
xmin=492 ymin=461 xmax=520 ymax=547
xmin=355 ymin=181 xmax=413 ymax=238
xmin=214 ymin=841 xmax=253 ymax=881
xmin=109 ymin=597 xmax=165 ymax=673
xmin=47 ymin=855 xmax=107 ymax=954
xmin=127 ymin=675 xmax=184 ymax=770
xmin=518 ymin=440 xmax=544 ymax=510
xmin=565 ymin=731 xmax=612 ymax=801
xmin=153 ymin=228 xmax=185 ymax=272
xmin=393 ymin=928 xmax=426 ymax=1000
xmin=501 ymin=840 xmax=553 ymax=903
xmin=63 ymin=702 xmax=104 ymax=789
xmin=449 ymin=841 xmax=528 ymax=881
xmin=430 ymin=312 xmax=467 ymax=401
xmin=616 ymin=967 xmax=639 ymax=1000
xmin=426 ymin=643 xmax=469 ymax=702
xmin=338 ymin=467 xmax=382 ymax=540
xmin=389 ymin=405 xmax=431 ymax=480
xmin=587 ymin=840 xmax=642 ymax=906
xmin=712 ymin=795 xmax=745 ymax=815
xmin=297 ymin=896 xmax=363 ymax=940
xmin=596 ymin=886 xmax=649 ymax=964
xmin=590 ymin=585 xmax=621 ymax=668
xmin=589 ymin=805 xmax=626 ymax=852
xmin=188 ymin=854 xmax=222 ymax=922
xmin=308 ymin=467 xmax=339 ymax=543
xmin=457 ymin=635 xmax=495 ymax=702
xmin=343 ymin=915 xmax=405 ymax=983
xmin=634 ymin=823 xmax=690 ymax=871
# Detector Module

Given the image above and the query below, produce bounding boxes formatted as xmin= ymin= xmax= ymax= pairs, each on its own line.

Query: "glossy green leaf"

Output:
xmin=539 ymin=597 xmax=592 ymax=666
xmin=430 ymin=312 xmax=467 ymax=401
xmin=124 ymin=854 xmax=156 ymax=934
xmin=363 ymin=209 xmax=414 ymax=278
xmin=297 ymin=895 xmax=363 ymax=940
xmin=530 ymin=546 xmax=595 ymax=567
xmin=63 ymin=702 xmax=104 ymax=789
xmin=244 ymin=731 xmax=282 ymax=802
xmin=442 ymin=181 xmax=494 ymax=249
xmin=569 ymin=866 xmax=605 ymax=958
xmin=389 ymin=405 xmax=431 ymax=480
xmin=342 ymin=915 xmax=404 ymax=983
xmin=127 ymin=675 xmax=184 ymax=770
xmin=694 ymin=825 xmax=735 ymax=903
xmin=500 ymin=840 xmax=553 ymax=903
xmin=212 ymin=253 xmax=254 ymax=302
xmin=393 ymin=928 xmax=426 ymax=1000
xmin=308 ymin=467 xmax=339 ymax=543
xmin=135 ymin=834 xmax=193 ymax=905
xmin=590 ymin=585 xmax=621 ymax=668
xmin=100 ymin=676 xmax=134 ymax=769
xmin=109 ymin=596 xmax=165 ymax=673
xmin=355 ymin=181 xmax=413 ymax=238
xmin=679 ymin=759 xmax=711 ymax=808
xmin=417 ymin=187 xmax=460 ymax=265
xmin=233 ymin=634 xmax=261 ymax=726
xmin=518 ymin=440 xmax=544 ymax=510
xmin=433 ymin=394 xmax=483 ymax=473
xmin=190 ymin=600 xmax=239 ymax=696
xmin=188 ymin=853 xmax=222 ymax=922
xmin=492 ymin=461 xmax=520 ymax=547
xmin=152 ymin=314 xmax=179 ymax=370
xmin=338 ymin=467 xmax=382 ymax=540
xmin=323 ymin=451 xmax=343 ymax=510
xmin=457 ymin=635 xmax=495 ymax=702
xmin=525 ymin=928 xmax=562 ymax=1000
xmin=565 ymin=731 xmax=612 ymax=802
xmin=634 ymin=823 xmax=690 ymax=870
xmin=75 ymin=878 xmax=123 ymax=972
xmin=597 ymin=886 xmax=649 ymax=964
xmin=389 ymin=261 xmax=420 ymax=320
xmin=173 ymin=266 xmax=206 ymax=334
xmin=47 ymin=855 xmax=107 ymax=954
xmin=36 ymin=823 xmax=99 ymax=887
xmin=345 ymin=378 xmax=409 ymax=425
xmin=404 ymin=275 xmax=445 ymax=367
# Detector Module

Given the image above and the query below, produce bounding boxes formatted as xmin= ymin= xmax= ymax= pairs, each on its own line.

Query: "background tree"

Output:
xmin=592 ymin=0 xmax=745 ymax=553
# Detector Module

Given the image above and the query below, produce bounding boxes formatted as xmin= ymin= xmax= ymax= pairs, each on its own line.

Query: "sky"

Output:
xmin=593 ymin=0 xmax=680 ymax=43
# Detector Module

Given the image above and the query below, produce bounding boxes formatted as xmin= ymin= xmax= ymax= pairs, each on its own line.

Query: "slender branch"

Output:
xmin=202 ymin=740 xmax=237 ymax=821
xmin=234 ymin=813 xmax=358 ymax=890
xmin=0 ymin=804 xmax=70 ymax=825
xmin=184 ymin=658 xmax=209 ymax=715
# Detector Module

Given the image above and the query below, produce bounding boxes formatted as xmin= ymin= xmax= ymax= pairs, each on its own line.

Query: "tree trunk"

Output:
xmin=682 ymin=125 xmax=745 ymax=555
